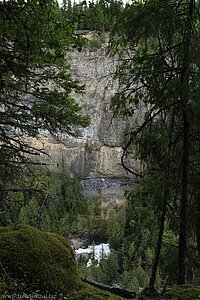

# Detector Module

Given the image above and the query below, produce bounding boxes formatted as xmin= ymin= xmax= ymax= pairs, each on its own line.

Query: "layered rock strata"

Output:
xmin=32 ymin=47 xmax=143 ymax=207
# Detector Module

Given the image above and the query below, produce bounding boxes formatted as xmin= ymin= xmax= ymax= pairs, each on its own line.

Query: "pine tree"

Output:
xmin=110 ymin=0 xmax=200 ymax=285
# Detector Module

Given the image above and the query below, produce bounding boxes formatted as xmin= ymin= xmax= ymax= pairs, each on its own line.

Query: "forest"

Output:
xmin=0 ymin=0 xmax=200 ymax=299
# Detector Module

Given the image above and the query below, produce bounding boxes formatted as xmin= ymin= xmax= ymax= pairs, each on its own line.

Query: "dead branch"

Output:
xmin=81 ymin=277 xmax=136 ymax=299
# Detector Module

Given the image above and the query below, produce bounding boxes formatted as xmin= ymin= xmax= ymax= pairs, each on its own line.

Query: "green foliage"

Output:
xmin=0 ymin=0 xmax=91 ymax=232
xmin=109 ymin=0 xmax=200 ymax=286
xmin=1 ymin=164 xmax=109 ymax=239
xmin=107 ymin=208 xmax=126 ymax=251
xmin=78 ymin=207 xmax=152 ymax=291
xmin=0 ymin=0 xmax=90 ymax=165
xmin=1 ymin=166 xmax=88 ymax=234
xmin=83 ymin=197 xmax=108 ymax=236
xmin=0 ymin=225 xmax=80 ymax=294
xmin=79 ymin=250 xmax=119 ymax=286
xmin=85 ymin=142 xmax=94 ymax=154
xmin=61 ymin=0 xmax=123 ymax=31
xmin=88 ymin=38 xmax=102 ymax=51
xmin=121 ymin=270 xmax=140 ymax=293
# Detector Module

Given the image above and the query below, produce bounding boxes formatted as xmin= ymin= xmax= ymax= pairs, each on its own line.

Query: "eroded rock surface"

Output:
xmin=33 ymin=48 xmax=143 ymax=205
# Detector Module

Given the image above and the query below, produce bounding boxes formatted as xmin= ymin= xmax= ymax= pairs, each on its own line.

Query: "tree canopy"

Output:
xmin=0 ymin=0 xmax=91 ymax=225
xmin=61 ymin=0 xmax=123 ymax=31
xmin=110 ymin=0 xmax=200 ymax=286
xmin=0 ymin=0 xmax=90 ymax=160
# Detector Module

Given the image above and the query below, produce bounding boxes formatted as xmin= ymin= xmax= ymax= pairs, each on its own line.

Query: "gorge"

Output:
xmin=31 ymin=39 xmax=143 ymax=211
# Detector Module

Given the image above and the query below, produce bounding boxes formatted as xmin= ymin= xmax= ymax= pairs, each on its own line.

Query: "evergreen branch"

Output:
xmin=190 ymin=133 xmax=200 ymax=141
xmin=121 ymin=100 xmax=180 ymax=177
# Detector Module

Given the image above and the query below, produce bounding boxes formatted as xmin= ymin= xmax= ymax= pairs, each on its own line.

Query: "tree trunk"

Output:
xmin=149 ymin=188 xmax=168 ymax=288
xmin=178 ymin=109 xmax=190 ymax=284
xmin=81 ymin=277 xmax=136 ymax=299
xmin=177 ymin=0 xmax=194 ymax=285
xmin=0 ymin=187 xmax=6 ymax=226
xmin=196 ymin=194 xmax=200 ymax=254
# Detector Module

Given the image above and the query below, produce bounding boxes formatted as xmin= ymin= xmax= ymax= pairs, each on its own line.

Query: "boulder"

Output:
xmin=0 ymin=225 xmax=80 ymax=294
xmin=0 ymin=225 xmax=124 ymax=299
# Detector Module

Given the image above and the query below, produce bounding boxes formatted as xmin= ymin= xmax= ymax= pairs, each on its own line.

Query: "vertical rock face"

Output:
xmin=68 ymin=48 xmax=127 ymax=147
xmin=33 ymin=47 xmax=142 ymax=206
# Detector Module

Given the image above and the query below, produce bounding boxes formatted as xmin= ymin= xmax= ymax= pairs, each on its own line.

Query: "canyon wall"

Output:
xmin=31 ymin=46 xmax=143 ymax=208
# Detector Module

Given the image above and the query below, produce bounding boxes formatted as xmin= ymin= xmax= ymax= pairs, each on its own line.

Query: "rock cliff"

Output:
xmin=31 ymin=47 xmax=142 ymax=207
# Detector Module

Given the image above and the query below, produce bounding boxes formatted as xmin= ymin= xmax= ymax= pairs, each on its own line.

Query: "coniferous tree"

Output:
xmin=0 ymin=0 xmax=90 ymax=217
xmin=0 ymin=0 xmax=89 ymax=159
xmin=110 ymin=0 xmax=199 ymax=286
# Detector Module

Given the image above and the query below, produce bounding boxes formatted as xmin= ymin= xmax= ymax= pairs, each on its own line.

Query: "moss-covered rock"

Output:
xmin=165 ymin=285 xmax=200 ymax=300
xmin=0 ymin=224 xmax=80 ymax=294
xmin=67 ymin=283 xmax=125 ymax=300
xmin=0 ymin=225 xmax=127 ymax=299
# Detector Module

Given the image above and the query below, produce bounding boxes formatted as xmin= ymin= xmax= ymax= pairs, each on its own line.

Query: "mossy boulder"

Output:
xmin=0 ymin=225 xmax=127 ymax=299
xmin=68 ymin=284 xmax=126 ymax=300
xmin=0 ymin=224 xmax=80 ymax=294
xmin=165 ymin=285 xmax=200 ymax=300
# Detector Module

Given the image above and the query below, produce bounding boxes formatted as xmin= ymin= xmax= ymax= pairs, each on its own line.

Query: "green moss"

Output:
xmin=166 ymin=285 xmax=200 ymax=300
xmin=0 ymin=225 xmax=80 ymax=294
xmin=67 ymin=283 xmax=125 ymax=300
xmin=0 ymin=225 xmax=128 ymax=299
